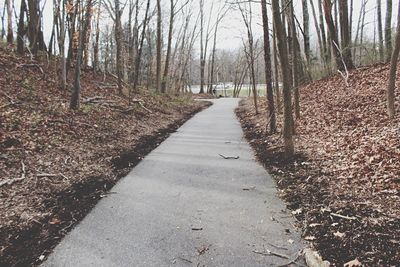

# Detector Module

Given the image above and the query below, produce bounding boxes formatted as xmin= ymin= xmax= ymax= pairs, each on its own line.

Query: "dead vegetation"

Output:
xmin=236 ymin=63 xmax=400 ymax=266
xmin=0 ymin=46 xmax=210 ymax=266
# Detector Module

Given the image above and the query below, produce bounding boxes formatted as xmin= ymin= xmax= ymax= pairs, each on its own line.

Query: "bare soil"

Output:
xmin=236 ymin=63 xmax=400 ymax=266
xmin=0 ymin=46 xmax=210 ymax=267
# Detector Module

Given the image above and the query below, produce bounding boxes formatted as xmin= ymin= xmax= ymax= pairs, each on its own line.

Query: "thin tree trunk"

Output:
xmin=17 ymin=0 xmax=27 ymax=54
xmin=161 ymin=0 xmax=175 ymax=94
xmin=272 ymin=0 xmax=294 ymax=158
xmin=302 ymin=0 xmax=310 ymax=66
xmin=387 ymin=0 xmax=400 ymax=118
xmin=377 ymin=0 xmax=385 ymax=61
xmin=133 ymin=0 xmax=150 ymax=93
xmin=93 ymin=0 xmax=101 ymax=71
xmin=339 ymin=0 xmax=355 ymax=69
xmin=115 ymin=0 xmax=124 ymax=95
xmin=261 ymin=0 xmax=276 ymax=133
xmin=6 ymin=0 xmax=13 ymax=43
xmin=288 ymin=0 xmax=300 ymax=119
xmin=273 ymin=26 xmax=282 ymax=114
xmin=70 ymin=1 xmax=88 ymax=109
xmin=385 ymin=0 xmax=393 ymax=61
xmin=156 ymin=0 xmax=162 ymax=93
xmin=323 ymin=0 xmax=345 ymax=71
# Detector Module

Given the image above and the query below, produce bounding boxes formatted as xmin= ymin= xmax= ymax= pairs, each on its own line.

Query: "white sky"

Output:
xmin=2 ymin=0 xmax=399 ymax=52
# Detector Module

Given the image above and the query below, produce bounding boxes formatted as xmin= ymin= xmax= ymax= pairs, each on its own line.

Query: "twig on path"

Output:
xmin=36 ymin=173 xmax=69 ymax=180
xmin=330 ymin=212 xmax=357 ymax=221
xmin=252 ymin=249 xmax=290 ymax=259
xmin=0 ymin=161 xmax=26 ymax=187
xmin=268 ymin=243 xmax=289 ymax=251
xmin=218 ymin=154 xmax=240 ymax=160
xmin=191 ymin=227 xmax=203 ymax=231
xmin=172 ymin=257 xmax=192 ymax=264
xmin=277 ymin=251 xmax=305 ymax=267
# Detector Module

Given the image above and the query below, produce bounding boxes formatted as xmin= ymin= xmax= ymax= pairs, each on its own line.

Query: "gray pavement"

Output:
xmin=43 ymin=98 xmax=304 ymax=267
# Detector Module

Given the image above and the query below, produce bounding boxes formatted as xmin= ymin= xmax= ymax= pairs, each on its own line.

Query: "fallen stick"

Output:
xmin=0 ymin=161 xmax=26 ymax=187
xmin=330 ymin=212 xmax=357 ymax=221
xmin=219 ymin=154 xmax=240 ymax=160
xmin=252 ymin=249 xmax=289 ymax=259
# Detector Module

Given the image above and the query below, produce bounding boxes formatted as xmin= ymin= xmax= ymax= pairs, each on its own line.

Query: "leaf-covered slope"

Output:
xmin=236 ymin=63 xmax=400 ymax=266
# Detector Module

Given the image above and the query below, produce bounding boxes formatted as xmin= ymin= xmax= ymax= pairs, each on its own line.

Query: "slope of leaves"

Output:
xmin=236 ymin=63 xmax=400 ymax=266
xmin=0 ymin=45 xmax=210 ymax=266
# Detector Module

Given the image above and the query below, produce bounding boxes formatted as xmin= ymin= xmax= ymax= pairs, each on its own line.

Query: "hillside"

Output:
xmin=0 ymin=46 xmax=210 ymax=266
xmin=236 ymin=63 xmax=400 ymax=266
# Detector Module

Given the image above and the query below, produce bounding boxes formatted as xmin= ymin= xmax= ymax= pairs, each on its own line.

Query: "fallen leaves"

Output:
xmin=236 ymin=63 xmax=400 ymax=265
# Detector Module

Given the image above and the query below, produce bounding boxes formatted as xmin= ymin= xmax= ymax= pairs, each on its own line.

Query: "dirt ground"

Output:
xmin=236 ymin=63 xmax=400 ymax=266
xmin=0 ymin=46 xmax=210 ymax=267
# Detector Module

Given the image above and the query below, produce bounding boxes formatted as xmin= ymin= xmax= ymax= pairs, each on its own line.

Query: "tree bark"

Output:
xmin=338 ymin=0 xmax=355 ymax=70
xmin=17 ymin=0 xmax=27 ymax=54
xmin=387 ymin=0 xmax=400 ymax=118
xmin=261 ymin=0 xmax=276 ymax=133
xmin=6 ymin=0 xmax=13 ymax=44
xmin=385 ymin=0 xmax=393 ymax=61
xmin=302 ymin=0 xmax=310 ymax=66
xmin=161 ymin=0 xmax=175 ymax=94
xmin=272 ymin=0 xmax=294 ymax=158
xmin=323 ymin=0 xmax=345 ymax=71
xmin=377 ymin=0 xmax=385 ymax=61
xmin=156 ymin=0 xmax=162 ymax=93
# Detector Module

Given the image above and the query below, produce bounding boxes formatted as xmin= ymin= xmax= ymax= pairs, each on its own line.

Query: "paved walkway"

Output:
xmin=43 ymin=98 xmax=304 ymax=267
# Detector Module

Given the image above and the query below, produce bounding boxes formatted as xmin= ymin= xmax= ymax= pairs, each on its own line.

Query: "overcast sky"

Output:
xmin=2 ymin=0 xmax=399 ymax=52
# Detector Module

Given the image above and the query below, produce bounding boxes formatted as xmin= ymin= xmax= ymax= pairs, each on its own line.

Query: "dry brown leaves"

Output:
xmin=236 ymin=63 xmax=400 ymax=266
xmin=0 ymin=46 xmax=208 ymax=266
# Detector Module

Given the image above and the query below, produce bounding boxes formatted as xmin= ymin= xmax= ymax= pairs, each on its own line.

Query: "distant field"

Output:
xmin=190 ymin=84 xmax=266 ymax=97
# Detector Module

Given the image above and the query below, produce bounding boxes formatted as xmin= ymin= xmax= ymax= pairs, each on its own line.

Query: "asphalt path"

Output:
xmin=43 ymin=98 xmax=304 ymax=267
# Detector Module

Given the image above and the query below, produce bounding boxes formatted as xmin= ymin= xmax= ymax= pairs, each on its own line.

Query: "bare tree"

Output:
xmin=377 ymin=0 xmax=385 ymax=61
xmin=339 ymin=0 xmax=355 ymax=70
xmin=261 ymin=0 xmax=276 ymax=133
xmin=387 ymin=0 xmax=400 ymax=118
xmin=323 ymin=0 xmax=346 ymax=71
xmin=156 ymin=0 xmax=162 ymax=92
xmin=272 ymin=0 xmax=294 ymax=158
xmin=238 ymin=1 xmax=258 ymax=114
xmin=17 ymin=0 xmax=27 ymax=54
xmin=385 ymin=0 xmax=393 ymax=61
xmin=5 ymin=0 xmax=13 ymax=44
xmin=70 ymin=0 xmax=92 ymax=109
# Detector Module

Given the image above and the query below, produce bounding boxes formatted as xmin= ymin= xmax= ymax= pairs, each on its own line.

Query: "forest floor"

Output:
xmin=236 ymin=63 xmax=400 ymax=266
xmin=0 ymin=46 xmax=210 ymax=267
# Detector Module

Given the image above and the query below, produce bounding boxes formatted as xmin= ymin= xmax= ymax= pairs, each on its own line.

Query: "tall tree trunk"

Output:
xmin=93 ymin=0 xmax=101 ymax=71
xmin=6 ymin=0 xmax=13 ymax=44
xmin=156 ymin=0 xmax=162 ymax=93
xmin=318 ymin=0 xmax=330 ymax=71
xmin=133 ymin=0 xmax=151 ymax=93
xmin=273 ymin=26 xmax=282 ymax=114
xmin=338 ymin=0 xmax=355 ymax=69
xmin=302 ymin=0 xmax=310 ymax=66
xmin=70 ymin=1 xmax=89 ymax=109
xmin=323 ymin=0 xmax=345 ymax=71
xmin=288 ymin=0 xmax=300 ymax=119
xmin=199 ymin=0 xmax=205 ymax=94
xmin=385 ymin=0 xmax=393 ymax=61
xmin=387 ymin=0 xmax=400 ymax=118
xmin=261 ymin=0 xmax=276 ymax=133
xmin=17 ymin=0 xmax=27 ymax=54
xmin=161 ymin=0 xmax=175 ymax=94
xmin=272 ymin=0 xmax=294 ymax=158
xmin=377 ymin=0 xmax=385 ymax=61
xmin=115 ymin=0 xmax=124 ymax=95
xmin=309 ymin=0 xmax=327 ymax=72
